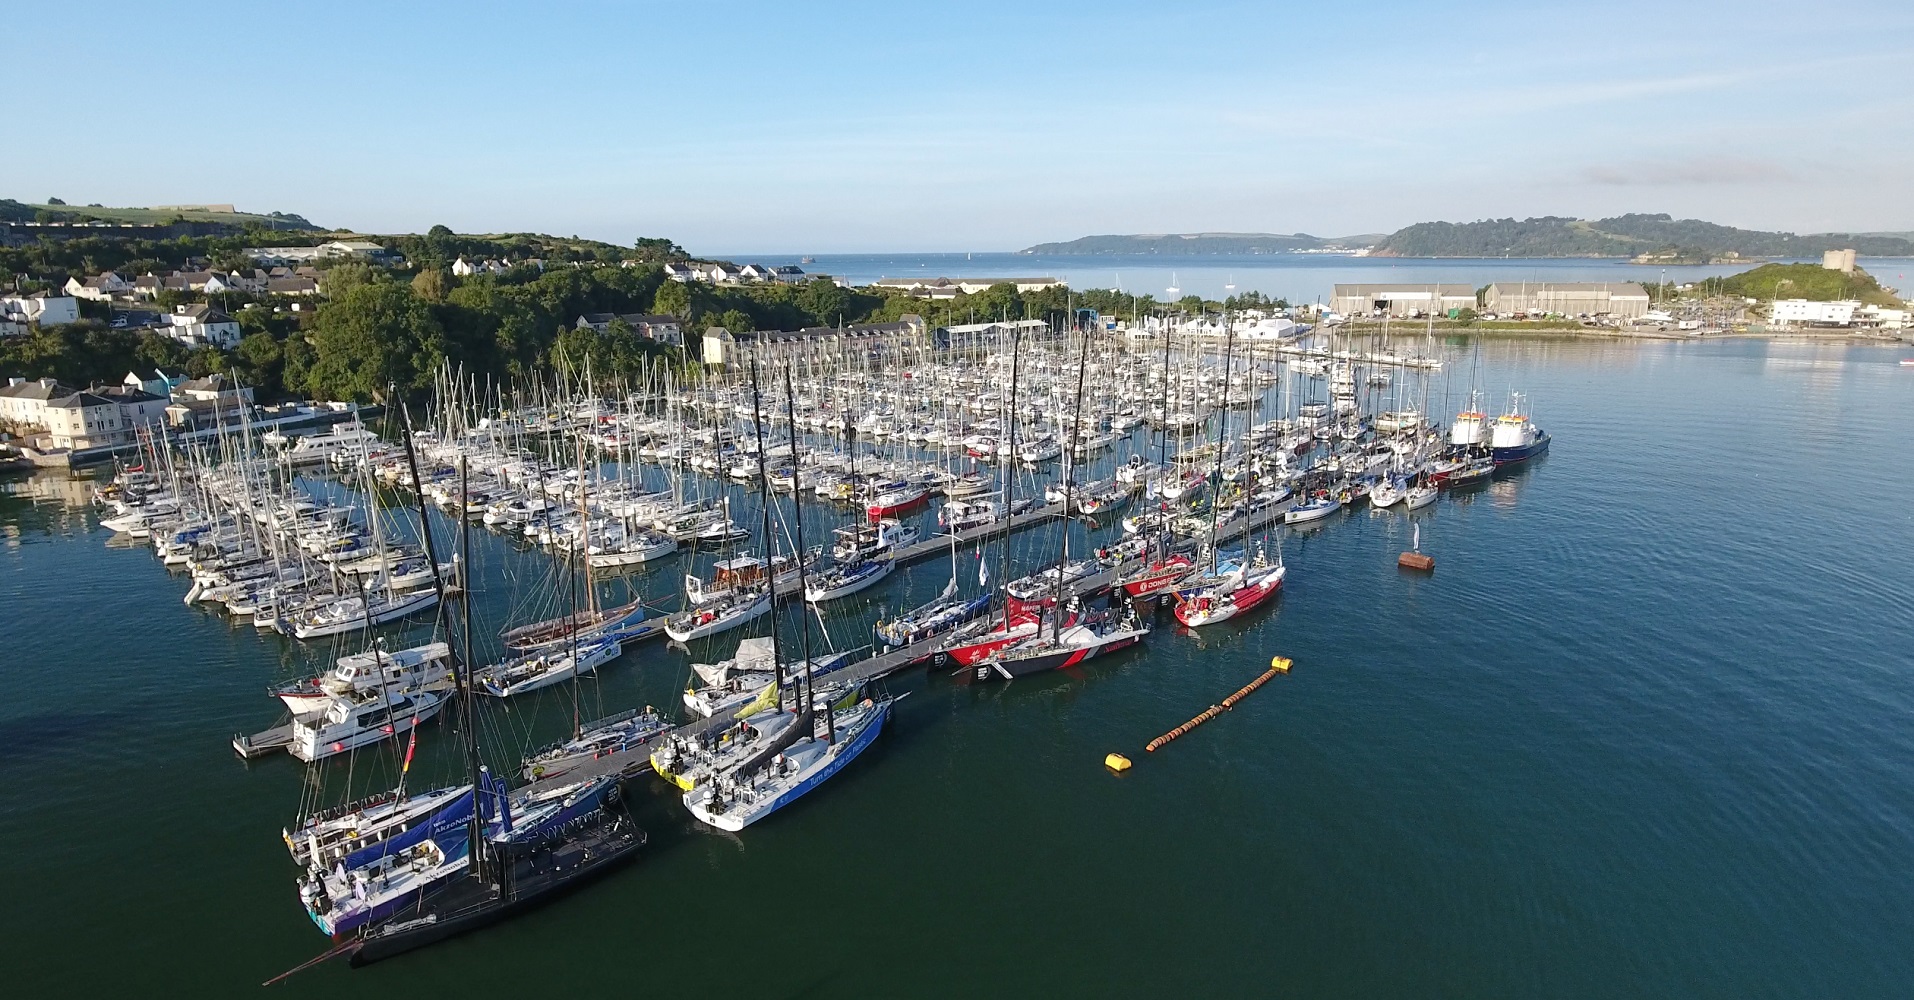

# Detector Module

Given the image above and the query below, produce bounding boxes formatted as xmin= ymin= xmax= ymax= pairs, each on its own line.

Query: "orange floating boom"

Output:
xmin=1144 ymin=657 xmax=1292 ymax=752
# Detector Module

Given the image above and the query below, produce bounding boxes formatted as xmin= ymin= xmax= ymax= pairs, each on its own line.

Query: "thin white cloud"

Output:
xmin=1583 ymin=157 xmax=1800 ymax=186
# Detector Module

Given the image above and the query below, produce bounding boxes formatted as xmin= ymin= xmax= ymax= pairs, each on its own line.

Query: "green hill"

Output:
xmin=2 ymin=198 xmax=317 ymax=229
xmin=1020 ymin=232 xmax=1381 ymax=255
xmin=1373 ymin=214 xmax=1914 ymax=258
xmin=1715 ymin=262 xmax=1903 ymax=307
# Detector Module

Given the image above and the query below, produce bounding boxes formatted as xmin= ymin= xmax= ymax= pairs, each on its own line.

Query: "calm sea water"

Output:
xmin=3 ymin=337 xmax=1913 ymax=996
xmin=733 ymin=251 xmax=1914 ymax=307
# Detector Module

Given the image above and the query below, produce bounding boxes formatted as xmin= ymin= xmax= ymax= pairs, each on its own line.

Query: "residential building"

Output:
xmin=1771 ymin=299 xmax=1859 ymax=327
xmin=574 ymin=312 xmax=684 ymax=345
xmin=1 ymin=293 xmax=81 ymax=327
xmin=662 ymin=262 xmax=696 ymax=283
xmin=43 ymin=390 xmax=127 ymax=449
xmin=738 ymin=264 xmax=776 ymax=281
xmin=266 ymin=276 xmax=319 ymax=296
xmin=771 ymin=265 xmax=807 ymax=283
xmin=64 ymin=272 xmax=133 ymax=301
xmin=1329 ymin=284 xmax=1476 ymax=318
xmin=99 ymin=385 xmax=170 ymax=429
xmin=1481 ymin=282 xmax=1651 ymax=319
xmin=161 ymin=304 xmax=244 ymax=349
xmin=123 ymin=370 xmax=186 ymax=398
xmin=873 ymin=276 xmax=1064 ymax=295
xmin=131 ymin=274 xmax=163 ymax=300
xmin=174 ymin=373 xmax=254 ymax=405
xmin=0 ymin=377 xmax=77 ymax=428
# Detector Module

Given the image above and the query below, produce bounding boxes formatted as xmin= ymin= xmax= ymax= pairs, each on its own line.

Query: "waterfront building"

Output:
xmin=1481 ymin=282 xmax=1651 ymax=319
xmin=1329 ymin=284 xmax=1475 ymax=318
xmin=43 ymin=390 xmax=128 ymax=449
xmin=1771 ymin=299 xmax=1859 ymax=327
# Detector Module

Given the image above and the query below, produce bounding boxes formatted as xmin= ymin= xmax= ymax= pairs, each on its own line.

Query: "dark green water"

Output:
xmin=4 ymin=339 xmax=1913 ymax=997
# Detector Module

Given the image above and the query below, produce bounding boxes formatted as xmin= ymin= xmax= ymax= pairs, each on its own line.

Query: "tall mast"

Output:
xmin=399 ymin=406 xmax=483 ymax=883
xmin=1206 ymin=312 xmax=1234 ymax=574
xmin=747 ymin=350 xmax=784 ymax=713
xmin=1051 ymin=324 xmax=1091 ymax=641
xmin=780 ymin=359 xmax=827 ymax=744
xmin=996 ymin=325 xmax=1020 ymax=613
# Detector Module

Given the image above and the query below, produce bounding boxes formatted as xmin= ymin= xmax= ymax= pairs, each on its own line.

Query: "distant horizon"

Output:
xmin=9 ymin=1 xmax=1910 ymax=250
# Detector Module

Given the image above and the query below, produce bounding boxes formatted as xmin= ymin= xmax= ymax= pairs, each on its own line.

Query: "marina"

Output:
xmin=4 ymin=335 xmax=1914 ymax=996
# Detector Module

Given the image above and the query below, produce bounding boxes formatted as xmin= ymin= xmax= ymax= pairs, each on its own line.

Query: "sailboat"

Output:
xmin=677 ymin=354 xmax=897 ymax=832
xmin=875 ymin=530 xmax=991 ymax=650
xmin=310 ymin=435 xmax=646 ymax=969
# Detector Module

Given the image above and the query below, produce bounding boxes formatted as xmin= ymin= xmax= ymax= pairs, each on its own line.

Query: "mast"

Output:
xmin=1206 ymin=312 xmax=1234 ymax=573
xmin=780 ymin=359 xmax=828 ymax=744
xmin=995 ymin=325 xmax=1020 ymax=613
xmin=747 ymin=350 xmax=785 ymax=713
xmin=398 ymin=405 xmax=484 ymax=883
xmin=1051 ymin=323 xmax=1091 ymax=641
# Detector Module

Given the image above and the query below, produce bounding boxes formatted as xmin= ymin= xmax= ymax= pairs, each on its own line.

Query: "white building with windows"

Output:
xmin=162 ymin=304 xmax=243 ymax=348
xmin=1 ymin=293 xmax=81 ymax=328
xmin=1770 ymin=299 xmax=1859 ymax=327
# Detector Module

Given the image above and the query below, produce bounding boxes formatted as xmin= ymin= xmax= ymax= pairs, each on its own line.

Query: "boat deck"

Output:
xmin=233 ymin=722 xmax=295 ymax=758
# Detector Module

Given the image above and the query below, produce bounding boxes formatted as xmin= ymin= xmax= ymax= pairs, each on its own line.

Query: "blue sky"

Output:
xmin=13 ymin=0 xmax=1912 ymax=252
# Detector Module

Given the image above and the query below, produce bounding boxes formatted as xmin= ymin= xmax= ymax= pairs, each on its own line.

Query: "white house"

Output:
xmin=1 ymin=294 xmax=81 ymax=327
xmin=739 ymin=264 xmax=776 ymax=282
xmin=163 ymin=304 xmax=244 ymax=349
xmin=42 ymin=390 xmax=127 ymax=449
xmin=771 ymin=265 xmax=806 ymax=283
xmin=64 ymin=272 xmax=132 ymax=301
xmin=1771 ymin=299 xmax=1859 ymax=327
xmin=101 ymin=385 xmax=170 ymax=429
xmin=662 ymin=262 xmax=696 ymax=283
xmin=872 ymin=276 xmax=1064 ymax=295
xmin=0 ymin=377 xmax=77 ymax=428
xmin=451 ymin=256 xmax=478 ymax=277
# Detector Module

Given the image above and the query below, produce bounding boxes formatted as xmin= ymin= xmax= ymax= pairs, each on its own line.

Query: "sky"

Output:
xmin=11 ymin=0 xmax=1913 ymax=253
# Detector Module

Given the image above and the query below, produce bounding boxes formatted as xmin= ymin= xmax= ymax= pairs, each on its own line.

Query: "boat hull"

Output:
xmin=1491 ymin=431 xmax=1550 ymax=466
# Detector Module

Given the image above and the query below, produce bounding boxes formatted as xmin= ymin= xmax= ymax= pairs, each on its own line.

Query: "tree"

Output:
xmin=304 ymin=281 xmax=444 ymax=402
xmin=411 ymin=267 xmax=448 ymax=303
xmin=797 ymin=278 xmax=851 ymax=326
xmin=427 ymin=224 xmax=453 ymax=238
xmin=46 ymin=197 xmax=65 ymax=205
xmin=653 ymin=280 xmax=691 ymax=318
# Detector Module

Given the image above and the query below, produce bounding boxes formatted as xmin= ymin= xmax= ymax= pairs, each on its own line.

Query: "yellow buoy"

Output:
xmin=1104 ymin=753 xmax=1133 ymax=772
xmin=1270 ymin=656 xmax=1292 ymax=673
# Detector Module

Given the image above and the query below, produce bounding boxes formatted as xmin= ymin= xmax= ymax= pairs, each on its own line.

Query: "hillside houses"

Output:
xmin=664 ymin=261 xmax=809 ymax=285
xmin=159 ymin=304 xmax=242 ymax=349
xmin=574 ymin=312 xmax=683 ymax=346
xmin=1 ymin=293 xmax=81 ymax=335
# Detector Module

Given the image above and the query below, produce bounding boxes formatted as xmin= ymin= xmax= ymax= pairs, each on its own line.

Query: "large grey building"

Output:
xmin=1481 ymin=282 xmax=1650 ymax=319
xmin=1329 ymin=284 xmax=1476 ymax=318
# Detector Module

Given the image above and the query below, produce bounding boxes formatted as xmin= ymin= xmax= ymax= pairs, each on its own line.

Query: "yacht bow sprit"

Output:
xmin=86 ymin=306 xmax=1546 ymax=978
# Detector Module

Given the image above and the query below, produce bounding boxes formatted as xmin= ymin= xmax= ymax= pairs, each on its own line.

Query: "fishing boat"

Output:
xmin=474 ymin=638 xmax=622 ymax=698
xmin=1488 ymin=393 xmax=1550 ymax=466
xmin=683 ymin=696 xmax=894 ymax=832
